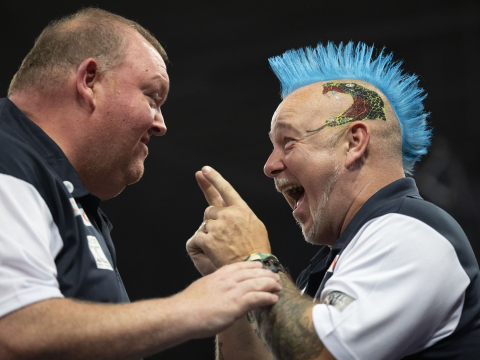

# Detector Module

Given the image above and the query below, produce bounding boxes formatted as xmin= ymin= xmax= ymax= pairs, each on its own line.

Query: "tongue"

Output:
xmin=294 ymin=193 xmax=305 ymax=211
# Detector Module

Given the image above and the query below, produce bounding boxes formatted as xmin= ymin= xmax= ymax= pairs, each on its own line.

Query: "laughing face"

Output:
xmin=264 ymin=81 xmax=354 ymax=245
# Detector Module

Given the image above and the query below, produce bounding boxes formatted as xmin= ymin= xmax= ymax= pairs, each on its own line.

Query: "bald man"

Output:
xmin=0 ymin=8 xmax=280 ymax=359
xmin=187 ymin=42 xmax=480 ymax=360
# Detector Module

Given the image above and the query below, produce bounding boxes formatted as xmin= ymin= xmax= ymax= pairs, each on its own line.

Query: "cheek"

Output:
xmin=285 ymin=147 xmax=314 ymax=173
xmin=300 ymin=154 xmax=336 ymax=191
xmin=119 ymin=100 xmax=154 ymax=132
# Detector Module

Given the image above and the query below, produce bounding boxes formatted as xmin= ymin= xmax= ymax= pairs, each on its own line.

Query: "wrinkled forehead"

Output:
xmin=270 ymin=81 xmax=352 ymax=128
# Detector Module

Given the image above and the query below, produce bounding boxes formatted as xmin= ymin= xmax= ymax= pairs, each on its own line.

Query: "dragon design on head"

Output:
xmin=321 ymin=82 xmax=386 ymax=127
xmin=268 ymin=42 xmax=431 ymax=175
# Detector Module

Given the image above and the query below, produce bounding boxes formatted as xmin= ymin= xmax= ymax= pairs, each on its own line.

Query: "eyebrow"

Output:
xmin=268 ymin=122 xmax=303 ymax=142
xmin=151 ymin=75 xmax=170 ymax=104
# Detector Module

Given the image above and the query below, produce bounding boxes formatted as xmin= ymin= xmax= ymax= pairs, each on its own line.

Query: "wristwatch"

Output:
xmin=244 ymin=253 xmax=287 ymax=274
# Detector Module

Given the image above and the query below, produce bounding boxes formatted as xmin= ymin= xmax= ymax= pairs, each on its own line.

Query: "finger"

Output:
xmin=204 ymin=206 xmax=225 ymax=220
xmin=196 ymin=171 xmax=225 ymax=207
xmin=221 ymin=261 xmax=263 ymax=272
xmin=238 ymin=277 xmax=282 ymax=294
xmin=233 ymin=268 xmax=280 ymax=283
xmin=186 ymin=234 xmax=204 ymax=255
xmin=202 ymin=166 xmax=245 ymax=207
xmin=241 ymin=292 xmax=279 ymax=312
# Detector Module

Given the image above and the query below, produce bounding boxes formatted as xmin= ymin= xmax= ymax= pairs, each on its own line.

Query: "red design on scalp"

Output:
xmin=344 ymin=96 xmax=370 ymax=120
xmin=322 ymin=85 xmax=345 ymax=94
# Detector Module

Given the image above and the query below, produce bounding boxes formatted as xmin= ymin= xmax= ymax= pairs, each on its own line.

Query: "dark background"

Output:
xmin=1 ymin=1 xmax=479 ymax=359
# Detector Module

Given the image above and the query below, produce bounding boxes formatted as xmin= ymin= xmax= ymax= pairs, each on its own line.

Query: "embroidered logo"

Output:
xmin=63 ymin=181 xmax=74 ymax=193
xmin=70 ymin=199 xmax=93 ymax=227
xmin=87 ymin=236 xmax=113 ymax=271
xmin=327 ymin=254 xmax=339 ymax=272
xmin=70 ymin=198 xmax=79 ymax=215
xmin=78 ymin=208 xmax=92 ymax=227
xmin=324 ymin=291 xmax=355 ymax=312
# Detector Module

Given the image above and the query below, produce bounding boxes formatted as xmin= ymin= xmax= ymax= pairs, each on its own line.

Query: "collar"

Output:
xmin=310 ymin=177 xmax=421 ymax=268
xmin=0 ymin=98 xmax=94 ymax=201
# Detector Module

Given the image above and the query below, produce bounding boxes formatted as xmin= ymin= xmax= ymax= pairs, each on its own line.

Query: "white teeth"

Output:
xmin=283 ymin=184 xmax=299 ymax=192
xmin=332 ymin=90 xmax=340 ymax=100
xmin=281 ymin=185 xmax=304 ymax=195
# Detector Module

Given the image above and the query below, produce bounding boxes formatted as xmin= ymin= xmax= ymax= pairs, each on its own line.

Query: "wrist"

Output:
xmin=244 ymin=253 xmax=287 ymax=274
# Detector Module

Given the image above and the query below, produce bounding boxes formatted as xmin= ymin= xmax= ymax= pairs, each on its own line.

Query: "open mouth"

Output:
xmin=284 ymin=185 xmax=305 ymax=210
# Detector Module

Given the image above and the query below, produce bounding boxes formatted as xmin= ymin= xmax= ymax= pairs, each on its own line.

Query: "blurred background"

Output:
xmin=1 ymin=0 xmax=479 ymax=358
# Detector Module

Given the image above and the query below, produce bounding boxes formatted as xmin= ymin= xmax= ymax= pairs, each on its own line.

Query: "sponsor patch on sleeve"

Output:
xmin=324 ymin=291 xmax=355 ymax=312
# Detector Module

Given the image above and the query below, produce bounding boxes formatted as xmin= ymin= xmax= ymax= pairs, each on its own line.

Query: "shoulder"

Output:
xmin=343 ymin=212 xmax=464 ymax=268
xmin=0 ymin=126 xmax=43 ymax=180
xmin=0 ymin=127 xmax=71 ymax=224
xmin=398 ymin=196 xmax=465 ymax=236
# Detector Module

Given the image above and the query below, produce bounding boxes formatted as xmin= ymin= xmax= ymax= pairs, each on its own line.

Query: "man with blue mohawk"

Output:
xmin=187 ymin=42 xmax=480 ymax=359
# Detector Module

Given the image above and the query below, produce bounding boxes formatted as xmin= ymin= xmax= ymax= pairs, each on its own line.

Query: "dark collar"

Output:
xmin=310 ymin=177 xmax=421 ymax=268
xmin=0 ymin=98 xmax=95 ymax=202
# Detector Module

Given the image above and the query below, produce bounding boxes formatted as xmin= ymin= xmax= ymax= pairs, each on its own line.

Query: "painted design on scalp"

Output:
xmin=319 ymin=82 xmax=386 ymax=128
xmin=268 ymin=42 xmax=431 ymax=174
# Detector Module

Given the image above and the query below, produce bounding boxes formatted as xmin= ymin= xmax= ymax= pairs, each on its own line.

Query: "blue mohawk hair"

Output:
xmin=268 ymin=41 xmax=431 ymax=175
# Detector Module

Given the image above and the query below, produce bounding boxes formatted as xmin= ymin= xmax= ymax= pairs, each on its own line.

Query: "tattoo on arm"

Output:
xmin=254 ymin=273 xmax=324 ymax=360
xmin=247 ymin=312 xmax=275 ymax=357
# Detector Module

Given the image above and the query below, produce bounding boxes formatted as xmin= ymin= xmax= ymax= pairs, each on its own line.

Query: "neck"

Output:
xmin=9 ymin=89 xmax=85 ymax=171
xmin=339 ymin=166 xmax=405 ymax=235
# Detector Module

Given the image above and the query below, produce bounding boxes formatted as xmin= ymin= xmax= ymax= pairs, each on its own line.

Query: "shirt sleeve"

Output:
xmin=312 ymin=213 xmax=470 ymax=360
xmin=0 ymin=174 xmax=64 ymax=318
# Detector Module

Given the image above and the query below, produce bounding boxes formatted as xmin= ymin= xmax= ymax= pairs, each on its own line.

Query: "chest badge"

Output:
xmin=87 ymin=236 xmax=113 ymax=271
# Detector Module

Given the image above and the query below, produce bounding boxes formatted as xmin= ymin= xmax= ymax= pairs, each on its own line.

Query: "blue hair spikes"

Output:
xmin=268 ymin=41 xmax=431 ymax=174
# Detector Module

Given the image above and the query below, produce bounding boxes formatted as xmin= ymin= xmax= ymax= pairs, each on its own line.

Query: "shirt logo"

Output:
xmin=70 ymin=198 xmax=92 ymax=227
xmin=70 ymin=198 xmax=79 ymax=215
xmin=87 ymin=236 xmax=113 ymax=271
xmin=63 ymin=181 xmax=74 ymax=193
xmin=324 ymin=291 xmax=355 ymax=312
xmin=327 ymin=254 xmax=339 ymax=272
xmin=78 ymin=208 xmax=92 ymax=227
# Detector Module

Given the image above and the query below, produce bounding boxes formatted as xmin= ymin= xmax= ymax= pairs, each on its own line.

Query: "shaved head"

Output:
xmin=272 ymin=80 xmax=402 ymax=165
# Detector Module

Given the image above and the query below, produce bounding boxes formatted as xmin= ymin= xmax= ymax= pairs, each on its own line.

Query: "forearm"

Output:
xmin=216 ymin=314 xmax=274 ymax=360
xmin=254 ymin=273 xmax=330 ymax=360
xmin=0 ymin=294 xmax=198 ymax=360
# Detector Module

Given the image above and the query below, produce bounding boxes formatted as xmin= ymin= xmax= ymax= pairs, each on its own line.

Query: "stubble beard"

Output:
xmin=298 ymin=161 xmax=340 ymax=244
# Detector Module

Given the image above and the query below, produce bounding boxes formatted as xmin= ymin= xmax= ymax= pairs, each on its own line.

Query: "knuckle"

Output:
xmin=204 ymin=206 xmax=213 ymax=218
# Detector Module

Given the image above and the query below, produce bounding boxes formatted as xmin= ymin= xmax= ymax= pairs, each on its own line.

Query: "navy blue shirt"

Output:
xmin=0 ymin=98 xmax=129 ymax=304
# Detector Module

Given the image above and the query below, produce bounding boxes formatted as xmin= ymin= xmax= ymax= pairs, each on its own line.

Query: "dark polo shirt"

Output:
xmin=0 ymin=98 xmax=129 ymax=308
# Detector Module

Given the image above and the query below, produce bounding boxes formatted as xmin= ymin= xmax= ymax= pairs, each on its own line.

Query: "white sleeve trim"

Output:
xmin=0 ymin=174 xmax=64 ymax=318
xmin=312 ymin=213 xmax=470 ymax=360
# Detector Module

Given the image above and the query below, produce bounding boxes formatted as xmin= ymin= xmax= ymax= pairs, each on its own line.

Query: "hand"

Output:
xmin=186 ymin=166 xmax=271 ymax=269
xmin=187 ymin=223 xmax=218 ymax=276
xmin=178 ymin=261 xmax=281 ymax=338
xmin=186 ymin=168 xmax=226 ymax=276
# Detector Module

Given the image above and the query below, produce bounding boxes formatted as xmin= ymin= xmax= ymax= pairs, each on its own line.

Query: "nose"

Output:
xmin=150 ymin=110 xmax=167 ymax=136
xmin=264 ymin=149 xmax=286 ymax=177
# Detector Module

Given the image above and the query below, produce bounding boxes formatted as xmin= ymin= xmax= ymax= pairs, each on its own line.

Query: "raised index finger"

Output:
xmin=201 ymin=166 xmax=245 ymax=206
xmin=195 ymin=171 xmax=225 ymax=207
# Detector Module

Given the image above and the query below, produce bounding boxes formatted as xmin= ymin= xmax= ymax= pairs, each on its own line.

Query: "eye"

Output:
xmin=148 ymin=93 xmax=162 ymax=107
xmin=283 ymin=137 xmax=295 ymax=147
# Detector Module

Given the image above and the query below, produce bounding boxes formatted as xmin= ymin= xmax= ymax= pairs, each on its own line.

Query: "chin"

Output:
xmin=296 ymin=196 xmax=329 ymax=245
xmin=125 ymin=162 xmax=145 ymax=185
xmin=297 ymin=219 xmax=322 ymax=245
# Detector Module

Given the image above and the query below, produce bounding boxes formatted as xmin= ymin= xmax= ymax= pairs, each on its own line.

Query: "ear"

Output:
xmin=345 ymin=121 xmax=370 ymax=169
xmin=76 ymin=58 xmax=100 ymax=111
